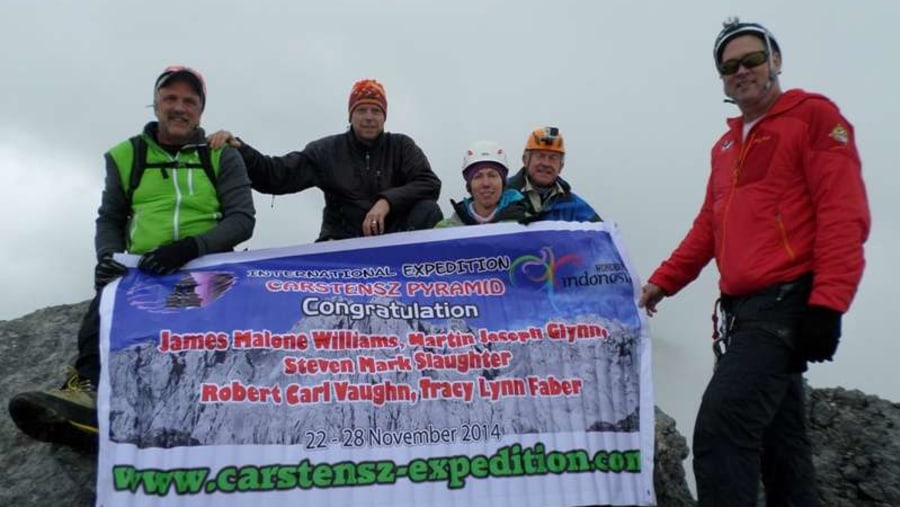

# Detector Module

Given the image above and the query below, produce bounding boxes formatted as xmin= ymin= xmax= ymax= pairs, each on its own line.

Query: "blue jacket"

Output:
xmin=507 ymin=168 xmax=601 ymax=223
xmin=435 ymin=189 xmax=527 ymax=227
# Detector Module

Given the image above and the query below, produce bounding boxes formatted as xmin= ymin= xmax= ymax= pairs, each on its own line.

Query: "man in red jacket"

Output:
xmin=639 ymin=18 xmax=870 ymax=506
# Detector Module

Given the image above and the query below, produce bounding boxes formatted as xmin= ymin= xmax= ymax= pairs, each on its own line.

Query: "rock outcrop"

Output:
xmin=807 ymin=387 xmax=900 ymax=506
xmin=2 ymin=302 xmax=897 ymax=506
xmin=1 ymin=302 xmax=96 ymax=507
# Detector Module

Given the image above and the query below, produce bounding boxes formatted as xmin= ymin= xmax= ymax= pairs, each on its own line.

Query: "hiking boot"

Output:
xmin=8 ymin=368 xmax=98 ymax=450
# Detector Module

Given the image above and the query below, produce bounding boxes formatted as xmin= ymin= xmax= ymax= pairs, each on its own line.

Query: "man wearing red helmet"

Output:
xmin=210 ymin=79 xmax=442 ymax=240
xmin=639 ymin=18 xmax=870 ymax=505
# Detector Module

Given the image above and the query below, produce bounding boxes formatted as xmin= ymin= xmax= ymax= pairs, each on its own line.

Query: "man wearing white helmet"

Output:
xmin=639 ymin=18 xmax=870 ymax=505
xmin=435 ymin=141 xmax=526 ymax=227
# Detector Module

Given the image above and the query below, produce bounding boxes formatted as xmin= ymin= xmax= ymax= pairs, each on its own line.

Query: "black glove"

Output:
xmin=94 ymin=255 xmax=128 ymax=291
xmin=138 ymin=237 xmax=200 ymax=275
xmin=797 ymin=305 xmax=842 ymax=363
xmin=518 ymin=213 xmax=542 ymax=225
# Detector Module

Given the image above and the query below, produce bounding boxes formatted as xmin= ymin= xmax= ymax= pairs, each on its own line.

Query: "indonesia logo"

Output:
xmin=127 ymin=271 xmax=237 ymax=313
xmin=508 ymin=246 xmax=583 ymax=312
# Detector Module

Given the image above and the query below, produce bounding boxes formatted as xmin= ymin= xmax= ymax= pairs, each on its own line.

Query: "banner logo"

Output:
xmin=509 ymin=246 xmax=583 ymax=311
xmin=127 ymin=271 xmax=236 ymax=313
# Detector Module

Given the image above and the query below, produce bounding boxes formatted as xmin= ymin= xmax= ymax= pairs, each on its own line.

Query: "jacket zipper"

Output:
xmin=129 ymin=210 xmax=140 ymax=245
xmin=365 ymin=151 xmax=382 ymax=193
xmin=719 ymin=132 xmax=756 ymax=269
xmin=775 ymin=214 xmax=796 ymax=260
xmin=172 ymin=153 xmax=183 ymax=240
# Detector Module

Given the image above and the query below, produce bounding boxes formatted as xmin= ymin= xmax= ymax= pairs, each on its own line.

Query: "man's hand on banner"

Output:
xmin=638 ymin=283 xmax=666 ymax=316
xmin=94 ymin=255 xmax=128 ymax=291
xmin=518 ymin=214 xmax=542 ymax=225
xmin=138 ymin=237 xmax=200 ymax=275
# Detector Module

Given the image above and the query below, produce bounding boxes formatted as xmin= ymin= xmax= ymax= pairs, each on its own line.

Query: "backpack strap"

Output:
xmin=127 ymin=135 xmax=148 ymax=204
xmin=196 ymin=144 xmax=218 ymax=187
xmin=125 ymin=137 xmax=219 ymax=203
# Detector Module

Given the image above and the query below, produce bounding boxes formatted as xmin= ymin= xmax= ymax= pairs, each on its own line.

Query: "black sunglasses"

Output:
xmin=718 ymin=50 xmax=769 ymax=76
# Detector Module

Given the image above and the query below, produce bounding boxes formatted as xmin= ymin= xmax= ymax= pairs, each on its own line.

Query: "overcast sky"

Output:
xmin=2 ymin=0 xmax=897 ymax=486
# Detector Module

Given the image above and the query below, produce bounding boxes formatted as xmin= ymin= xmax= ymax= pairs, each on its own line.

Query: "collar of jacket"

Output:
xmin=449 ymin=189 xmax=526 ymax=225
xmin=347 ymin=127 xmax=385 ymax=153
xmin=449 ymin=198 xmax=479 ymax=225
xmin=508 ymin=167 xmax=572 ymax=195
xmin=725 ymin=88 xmax=829 ymax=133
xmin=143 ymin=121 xmax=207 ymax=150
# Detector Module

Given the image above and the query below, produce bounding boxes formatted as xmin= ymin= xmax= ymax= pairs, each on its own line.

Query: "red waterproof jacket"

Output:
xmin=649 ymin=89 xmax=870 ymax=312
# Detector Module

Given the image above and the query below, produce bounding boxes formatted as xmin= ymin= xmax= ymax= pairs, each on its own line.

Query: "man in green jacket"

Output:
xmin=8 ymin=66 xmax=256 ymax=449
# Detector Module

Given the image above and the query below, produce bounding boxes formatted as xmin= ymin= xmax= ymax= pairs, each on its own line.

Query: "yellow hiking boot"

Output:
xmin=8 ymin=368 xmax=98 ymax=450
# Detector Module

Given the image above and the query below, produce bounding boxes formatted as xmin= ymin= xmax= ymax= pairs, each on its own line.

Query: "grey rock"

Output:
xmin=652 ymin=407 xmax=694 ymax=506
xmin=0 ymin=301 xmax=685 ymax=506
xmin=807 ymin=387 xmax=900 ymax=506
xmin=4 ymin=302 xmax=898 ymax=506
xmin=0 ymin=302 xmax=96 ymax=507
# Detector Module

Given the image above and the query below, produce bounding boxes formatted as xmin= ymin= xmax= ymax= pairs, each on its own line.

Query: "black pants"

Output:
xmin=74 ymin=292 xmax=101 ymax=386
xmin=321 ymin=199 xmax=444 ymax=241
xmin=693 ymin=277 xmax=819 ymax=506
xmin=386 ymin=199 xmax=443 ymax=233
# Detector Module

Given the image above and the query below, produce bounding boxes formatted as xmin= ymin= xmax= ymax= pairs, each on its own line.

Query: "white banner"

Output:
xmin=97 ymin=222 xmax=655 ymax=506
